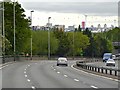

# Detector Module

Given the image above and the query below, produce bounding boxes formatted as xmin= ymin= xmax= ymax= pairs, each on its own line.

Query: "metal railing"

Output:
xmin=76 ymin=61 xmax=120 ymax=76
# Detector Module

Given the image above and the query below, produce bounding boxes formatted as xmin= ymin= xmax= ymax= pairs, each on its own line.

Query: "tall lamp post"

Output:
xmin=0 ymin=2 xmax=5 ymax=63
xmin=48 ymin=17 xmax=51 ymax=60
xmin=84 ymin=15 xmax=87 ymax=29
xmin=30 ymin=10 xmax=34 ymax=60
xmin=13 ymin=0 xmax=16 ymax=61
xmin=73 ymin=25 xmax=75 ymax=60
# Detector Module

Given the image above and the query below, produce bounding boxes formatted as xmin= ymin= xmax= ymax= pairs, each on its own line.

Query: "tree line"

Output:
xmin=2 ymin=1 xmax=120 ymax=58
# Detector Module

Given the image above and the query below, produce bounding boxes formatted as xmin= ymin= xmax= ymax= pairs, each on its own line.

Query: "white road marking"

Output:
xmin=0 ymin=62 xmax=15 ymax=69
xmin=57 ymin=72 xmax=60 ymax=74
xmin=71 ymin=64 xmax=119 ymax=82
xmin=74 ymin=79 xmax=79 ymax=82
xmin=0 ymin=64 xmax=11 ymax=69
xmin=28 ymin=65 xmax=30 ymax=67
xmin=54 ymin=69 xmax=56 ymax=71
xmin=27 ymin=79 xmax=30 ymax=82
xmin=24 ymin=71 xmax=26 ymax=74
xmin=91 ymin=85 xmax=98 ymax=89
xmin=25 ymin=75 xmax=27 ymax=77
xmin=64 ymin=75 xmax=68 ymax=77
xmin=31 ymin=86 xmax=35 ymax=89
xmin=24 ymin=69 xmax=26 ymax=71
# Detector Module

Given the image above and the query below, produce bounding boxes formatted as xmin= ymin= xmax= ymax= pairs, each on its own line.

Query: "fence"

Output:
xmin=76 ymin=61 xmax=120 ymax=76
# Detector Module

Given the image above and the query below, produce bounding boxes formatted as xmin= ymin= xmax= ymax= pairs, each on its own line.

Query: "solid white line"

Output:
xmin=31 ymin=86 xmax=35 ymax=89
xmin=25 ymin=75 xmax=27 ymax=77
xmin=74 ymin=79 xmax=79 ymax=82
xmin=91 ymin=85 xmax=98 ymax=89
xmin=71 ymin=64 xmax=119 ymax=82
xmin=64 ymin=75 xmax=67 ymax=77
xmin=27 ymin=79 xmax=30 ymax=82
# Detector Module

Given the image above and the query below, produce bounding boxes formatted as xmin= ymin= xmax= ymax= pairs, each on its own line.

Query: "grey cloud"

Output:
xmin=21 ymin=2 xmax=118 ymax=16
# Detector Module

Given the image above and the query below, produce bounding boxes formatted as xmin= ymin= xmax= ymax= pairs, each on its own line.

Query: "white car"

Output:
xmin=57 ymin=57 xmax=68 ymax=66
xmin=106 ymin=59 xmax=115 ymax=67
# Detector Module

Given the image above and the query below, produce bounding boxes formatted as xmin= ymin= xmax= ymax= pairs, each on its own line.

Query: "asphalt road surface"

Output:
xmin=1 ymin=60 xmax=119 ymax=89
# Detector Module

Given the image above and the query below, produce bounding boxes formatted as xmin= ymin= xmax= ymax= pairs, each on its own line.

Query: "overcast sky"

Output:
xmin=20 ymin=2 xmax=118 ymax=16
xmin=17 ymin=0 xmax=119 ymax=27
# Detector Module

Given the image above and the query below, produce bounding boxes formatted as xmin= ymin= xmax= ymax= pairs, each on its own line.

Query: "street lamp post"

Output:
xmin=13 ymin=0 xmax=16 ymax=61
xmin=84 ymin=15 xmax=87 ymax=29
xmin=0 ymin=2 xmax=5 ymax=63
xmin=30 ymin=10 xmax=34 ymax=60
xmin=73 ymin=25 xmax=75 ymax=60
xmin=48 ymin=17 xmax=51 ymax=60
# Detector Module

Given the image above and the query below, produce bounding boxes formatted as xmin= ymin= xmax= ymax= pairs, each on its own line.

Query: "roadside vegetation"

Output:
xmin=2 ymin=1 xmax=120 ymax=58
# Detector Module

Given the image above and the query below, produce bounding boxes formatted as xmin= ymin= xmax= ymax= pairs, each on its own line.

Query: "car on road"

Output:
xmin=106 ymin=58 xmax=115 ymax=67
xmin=57 ymin=57 xmax=68 ymax=66
xmin=103 ymin=53 xmax=112 ymax=62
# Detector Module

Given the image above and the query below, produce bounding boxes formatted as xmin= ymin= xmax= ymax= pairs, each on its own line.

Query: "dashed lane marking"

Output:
xmin=64 ymin=75 xmax=68 ymax=77
xmin=25 ymin=75 xmax=27 ymax=77
xmin=91 ymin=85 xmax=98 ymax=89
xmin=28 ymin=65 xmax=30 ymax=67
xmin=57 ymin=72 xmax=60 ymax=74
xmin=27 ymin=79 xmax=31 ymax=82
xmin=74 ymin=79 xmax=79 ymax=82
xmin=24 ymin=71 xmax=26 ymax=74
xmin=31 ymin=86 xmax=35 ymax=89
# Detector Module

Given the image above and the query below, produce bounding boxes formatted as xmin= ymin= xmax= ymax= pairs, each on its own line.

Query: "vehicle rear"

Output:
xmin=103 ymin=53 xmax=112 ymax=62
xmin=106 ymin=58 xmax=115 ymax=66
xmin=57 ymin=57 xmax=68 ymax=66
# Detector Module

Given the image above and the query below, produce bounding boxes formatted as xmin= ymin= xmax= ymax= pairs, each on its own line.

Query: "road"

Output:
xmin=1 ymin=60 xmax=119 ymax=89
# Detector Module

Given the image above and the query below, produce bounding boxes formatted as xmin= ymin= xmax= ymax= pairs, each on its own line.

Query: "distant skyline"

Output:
xmin=17 ymin=0 xmax=119 ymax=27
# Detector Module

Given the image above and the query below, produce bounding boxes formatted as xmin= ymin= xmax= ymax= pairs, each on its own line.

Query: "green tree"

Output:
xmin=53 ymin=28 xmax=70 ymax=56
xmin=4 ymin=2 xmax=31 ymax=55
xmin=78 ymin=25 xmax=81 ymax=32
xmin=94 ymin=34 xmax=113 ymax=57
xmin=83 ymin=28 xmax=94 ymax=57
xmin=68 ymin=32 xmax=90 ymax=56
xmin=32 ymin=31 xmax=58 ymax=56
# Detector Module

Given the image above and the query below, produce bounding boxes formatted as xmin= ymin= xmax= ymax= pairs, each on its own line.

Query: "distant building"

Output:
xmin=82 ymin=21 xmax=85 ymax=30
xmin=53 ymin=25 xmax=65 ymax=31
xmin=65 ymin=26 xmax=75 ymax=32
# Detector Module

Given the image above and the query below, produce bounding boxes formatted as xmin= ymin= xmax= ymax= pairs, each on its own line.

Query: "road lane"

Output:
xmin=2 ymin=61 xmax=32 ymax=88
xmin=53 ymin=61 xmax=118 ymax=88
xmin=1 ymin=60 xmax=119 ymax=89
xmin=27 ymin=60 xmax=90 ymax=88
